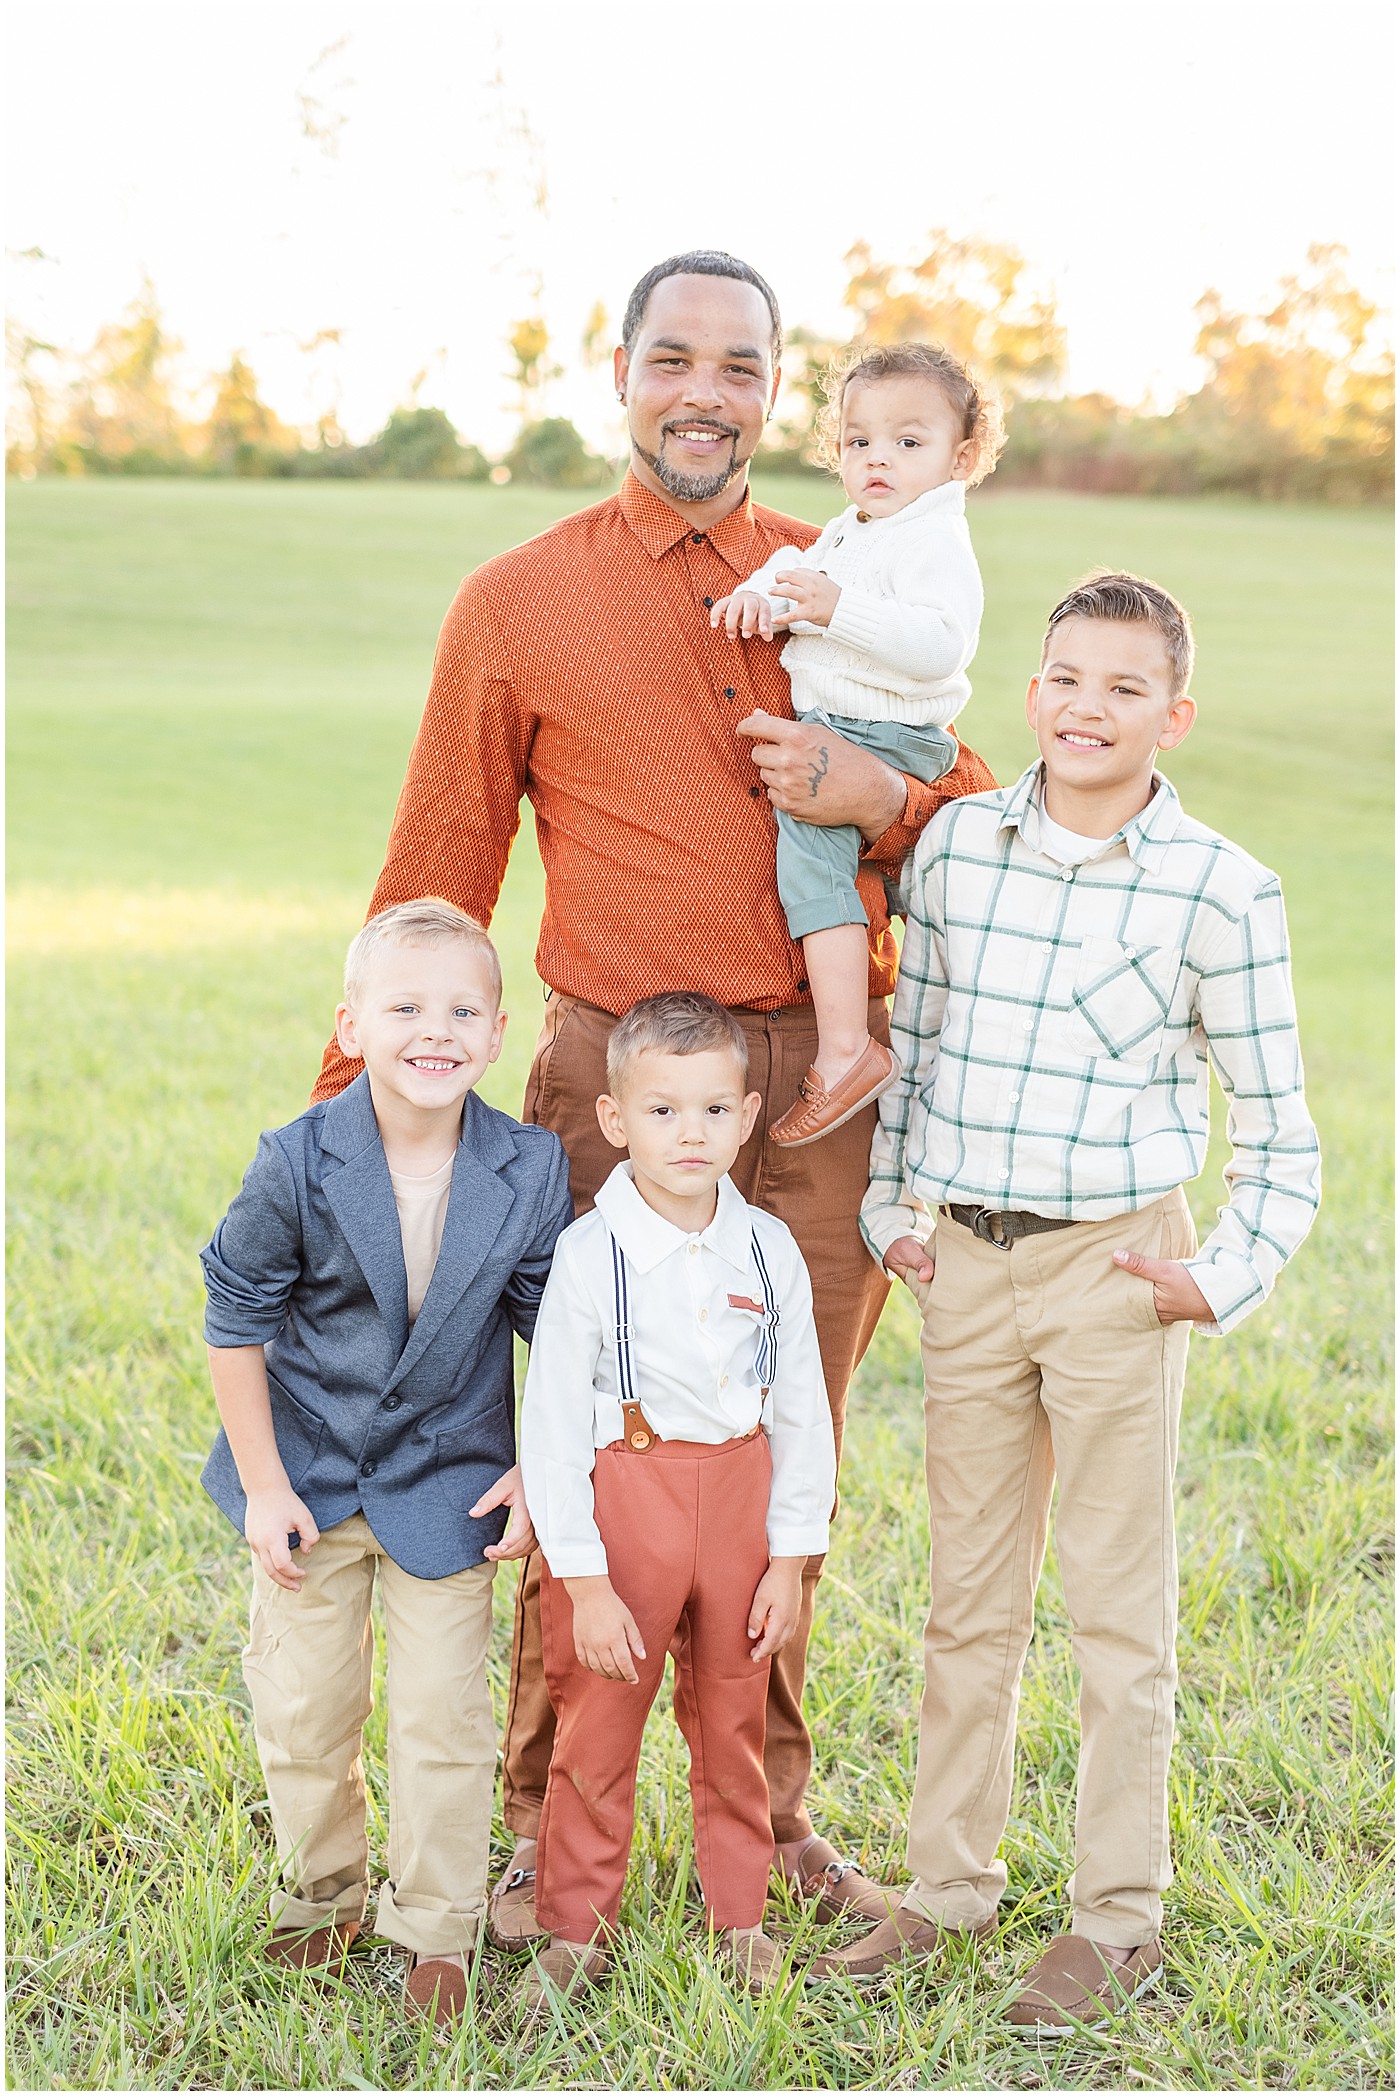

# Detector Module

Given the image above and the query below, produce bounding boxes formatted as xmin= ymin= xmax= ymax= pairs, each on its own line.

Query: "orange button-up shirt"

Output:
xmin=314 ymin=472 xmax=995 ymax=1100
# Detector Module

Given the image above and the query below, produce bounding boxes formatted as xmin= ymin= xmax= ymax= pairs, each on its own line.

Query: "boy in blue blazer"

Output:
xmin=201 ymin=900 xmax=572 ymax=2026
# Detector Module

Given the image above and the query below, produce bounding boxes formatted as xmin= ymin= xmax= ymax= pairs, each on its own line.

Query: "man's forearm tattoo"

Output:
xmin=807 ymin=743 xmax=830 ymax=798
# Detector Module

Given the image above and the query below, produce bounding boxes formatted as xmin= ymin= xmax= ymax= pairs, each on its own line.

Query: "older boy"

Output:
xmin=202 ymin=900 xmax=572 ymax=2026
xmin=832 ymin=574 xmax=1320 ymax=2028
xmin=519 ymin=993 xmax=836 ymax=2007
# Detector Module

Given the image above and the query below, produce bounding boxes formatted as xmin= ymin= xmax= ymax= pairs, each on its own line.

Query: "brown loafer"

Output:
xmin=777 ymin=1836 xmax=901 ymax=1924
xmin=262 ymin=1920 xmax=358 ymax=1975
xmin=718 ymin=1926 xmax=789 ymax=1995
xmin=1006 ymin=1932 xmax=1163 ymax=2033
xmin=404 ymin=1954 xmax=472 ymax=2027
xmin=520 ymin=1937 xmax=606 ymax=2017
xmin=487 ymin=1852 xmax=546 ymax=1951
xmin=767 ymin=1041 xmax=900 ymax=1147
xmin=810 ymin=1903 xmax=995 ymax=1979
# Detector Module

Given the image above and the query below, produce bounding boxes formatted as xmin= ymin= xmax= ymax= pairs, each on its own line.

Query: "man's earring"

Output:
xmin=617 ymin=392 xmax=625 ymax=404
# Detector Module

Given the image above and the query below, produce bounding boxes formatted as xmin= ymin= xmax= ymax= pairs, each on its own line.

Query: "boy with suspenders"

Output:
xmin=518 ymin=993 xmax=838 ymax=2007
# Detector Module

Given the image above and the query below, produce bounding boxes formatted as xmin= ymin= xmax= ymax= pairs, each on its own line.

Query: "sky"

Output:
xmin=6 ymin=0 xmax=1395 ymax=453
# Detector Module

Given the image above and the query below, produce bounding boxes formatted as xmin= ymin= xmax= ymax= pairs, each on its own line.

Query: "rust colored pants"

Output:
xmin=507 ymin=990 xmax=891 ymax=1845
xmin=536 ymin=1433 xmax=774 ymax=1937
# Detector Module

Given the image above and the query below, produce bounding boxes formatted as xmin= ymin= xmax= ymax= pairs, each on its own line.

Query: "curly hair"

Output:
xmin=815 ymin=341 xmax=1006 ymax=488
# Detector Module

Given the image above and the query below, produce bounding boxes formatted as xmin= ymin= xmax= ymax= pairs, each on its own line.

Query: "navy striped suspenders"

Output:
xmin=608 ymin=1228 xmax=780 ymax=1452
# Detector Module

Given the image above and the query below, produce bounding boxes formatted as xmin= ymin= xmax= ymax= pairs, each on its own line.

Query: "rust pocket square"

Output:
xmin=728 ymin=1293 xmax=765 ymax=1313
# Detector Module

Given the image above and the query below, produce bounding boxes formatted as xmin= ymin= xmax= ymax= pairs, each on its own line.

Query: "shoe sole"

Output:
xmin=1013 ymin=1960 xmax=1164 ymax=2036
xmin=768 ymin=1068 xmax=901 ymax=1148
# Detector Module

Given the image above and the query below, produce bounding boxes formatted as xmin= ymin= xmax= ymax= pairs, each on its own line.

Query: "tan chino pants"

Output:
xmin=901 ymin=1188 xmax=1196 ymax=1948
xmin=243 ymin=1512 xmax=497 ymax=1958
xmin=505 ymin=989 xmax=891 ymax=1845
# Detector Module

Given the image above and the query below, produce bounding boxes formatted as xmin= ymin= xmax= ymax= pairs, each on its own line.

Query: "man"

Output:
xmin=313 ymin=249 xmax=996 ymax=1942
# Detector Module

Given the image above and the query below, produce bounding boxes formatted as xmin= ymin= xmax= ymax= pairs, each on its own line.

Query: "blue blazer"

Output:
xmin=200 ymin=1074 xmax=573 ymax=1578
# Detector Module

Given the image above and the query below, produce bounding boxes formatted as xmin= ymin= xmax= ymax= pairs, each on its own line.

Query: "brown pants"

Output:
xmin=508 ymin=989 xmax=891 ymax=1844
xmin=901 ymin=1191 xmax=1196 ymax=1947
xmin=537 ymin=1434 xmax=774 ymax=1938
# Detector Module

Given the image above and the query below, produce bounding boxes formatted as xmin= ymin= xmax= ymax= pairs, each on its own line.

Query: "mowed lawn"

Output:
xmin=6 ymin=479 xmax=1393 ymax=2092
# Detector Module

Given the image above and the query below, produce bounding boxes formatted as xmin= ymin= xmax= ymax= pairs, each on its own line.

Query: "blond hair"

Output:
xmin=1042 ymin=571 xmax=1195 ymax=696
xmin=606 ymin=992 xmax=749 ymax=1094
xmin=343 ymin=899 xmax=502 ymax=1005
xmin=816 ymin=341 xmax=1005 ymax=488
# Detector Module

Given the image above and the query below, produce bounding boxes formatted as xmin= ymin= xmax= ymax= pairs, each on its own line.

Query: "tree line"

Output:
xmin=6 ymin=236 xmax=1392 ymax=503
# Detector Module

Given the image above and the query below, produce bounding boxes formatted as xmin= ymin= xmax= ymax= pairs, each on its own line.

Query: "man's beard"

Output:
xmin=632 ymin=424 xmax=743 ymax=503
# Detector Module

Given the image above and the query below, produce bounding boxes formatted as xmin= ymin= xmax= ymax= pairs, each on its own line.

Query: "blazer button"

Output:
xmin=360 ymin=1460 xmax=377 ymax=1478
xmin=383 ymin=1394 xmax=402 ymax=1411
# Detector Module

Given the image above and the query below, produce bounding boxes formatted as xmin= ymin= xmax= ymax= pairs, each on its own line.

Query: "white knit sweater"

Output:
xmin=737 ymin=479 xmax=982 ymax=727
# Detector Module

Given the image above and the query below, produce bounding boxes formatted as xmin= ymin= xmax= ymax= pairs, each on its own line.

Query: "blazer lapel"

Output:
xmin=388 ymin=1092 xmax=517 ymax=1387
xmin=320 ymin=1075 xmax=409 ymax=1342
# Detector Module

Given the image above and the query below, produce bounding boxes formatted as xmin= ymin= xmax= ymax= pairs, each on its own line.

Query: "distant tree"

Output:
xmin=5 ymin=319 xmax=64 ymax=475
xmin=840 ymin=230 xmax=1066 ymax=400
xmin=354 ymin=406 xmax=489 ymax=480
xmin=580 ymin=301 xmax=611 ymax=370
xmin=503 ymin=415 xmax=607 ymax=488
xmin=506 ymin=314 xmax=561 ymax=421
xmin=63 ymin=278 xmax=192 ymax=472
xmin=202 ymin=354 xmax=299 ymax=475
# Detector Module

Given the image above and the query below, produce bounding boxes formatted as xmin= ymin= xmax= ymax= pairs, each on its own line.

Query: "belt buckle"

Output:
xmin=971 ymin=1207 xmax=1012 ymax=1249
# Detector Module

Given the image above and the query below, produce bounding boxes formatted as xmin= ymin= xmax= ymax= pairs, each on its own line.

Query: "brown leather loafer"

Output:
xmin=811 ymin=1902 xmax=995 ymax=1979
xmin=777 ymin=1836 xmax=901 ymax=1924
xmin=405 ymin=1954 xmax=473 ymax=2027
xmin=718 ymin=1926 xmax=789 ymax=1995
xmin=1006 ymin=1932 xmax=1163 ymax=2032
xmin=487 ymin=1855 xmax=546 ymax=1951
xmin=520 ymin=1937 xmax=606 ymax=2017
xmin=767 ymin=1041 xmax=900 ymax=1147
xmin=262 ymin=1920 xmax=358 ymax=1975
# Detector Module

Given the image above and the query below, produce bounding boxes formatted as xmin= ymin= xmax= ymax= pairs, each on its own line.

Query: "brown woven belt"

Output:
xmin=943 ymin=1203 xmax=1079 ymax=1249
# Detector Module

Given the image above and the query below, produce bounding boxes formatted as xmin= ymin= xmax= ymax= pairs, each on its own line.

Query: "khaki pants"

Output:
xmin=902 ymin=1189 xmax=1196 ymax=1949
xmin=243 ymin=1512 xmax=497 ymax=1958
xmin=505 ymin=990 xmax=891 ymax=1845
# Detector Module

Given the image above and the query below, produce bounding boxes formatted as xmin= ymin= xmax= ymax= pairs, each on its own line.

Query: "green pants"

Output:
xmin=777 ymin=709 xmax=958 ymax=940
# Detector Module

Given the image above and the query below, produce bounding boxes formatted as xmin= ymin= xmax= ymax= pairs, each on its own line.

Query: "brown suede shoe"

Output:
xmin=767 ymin=1042 xmax=900 ymax=1147
xmin=487 ymin=1853 xmax=546 ymax=1951
xmin=777 ymin=1836 xmax=901 ymax=1924
xmin=520 ymin=1937 xmax=606 ymax=2017
xmin=404 ymin=1954 xmax=472 ymax=2028
xmin=810 ymin=1902 xmax=995 ymax=1979
xmin=262 ymin=1920 xmax=358 ymax=1975
xmin=1005 ymin=1933 xmax=1164 ymax=2033
xmin=718 ymin=1926 xmax=789 ymax=1996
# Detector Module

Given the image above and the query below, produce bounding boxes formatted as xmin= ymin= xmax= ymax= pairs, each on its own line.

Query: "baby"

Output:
xmin=712 ymin=342 xmax=1003 ymax=1146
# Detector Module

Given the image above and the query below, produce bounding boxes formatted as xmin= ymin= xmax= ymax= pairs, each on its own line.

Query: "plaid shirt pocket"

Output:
xmin=1064 ymin=937 xmax=1182 ymax=1063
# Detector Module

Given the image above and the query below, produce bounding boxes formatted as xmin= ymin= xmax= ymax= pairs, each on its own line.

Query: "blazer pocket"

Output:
xmin=1063 ymin=937 xmax=1181 ymax=1064
xmin=434 ymin=1400 xmax=515 ymax=1510
xmin=266 ymin=1376 xmax=325 ymax=1490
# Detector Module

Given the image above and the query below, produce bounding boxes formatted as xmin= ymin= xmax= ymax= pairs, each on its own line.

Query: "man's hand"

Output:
xmin=245 ymin=1485 xmax=320 ymax=1592
xmin=1112 ymin=1249 xmax=1215 ymax=1325
xmin=563 ymin=1574 xmax=648 ymax=1683
xmin=736 ymin=709 xmax=907 ymax=836
xmin=711 ymin=590 xmax=780 ymax=641
xmin=773 ymin=567 xmax=841 ymax=628
xmin=884 ymin=1235 xmax=935 ymax=1287
xmin=472 ymin=1463 xmax=537 ymax=1561
xmin=747 ymin=1556 xmax=804 ymax=1662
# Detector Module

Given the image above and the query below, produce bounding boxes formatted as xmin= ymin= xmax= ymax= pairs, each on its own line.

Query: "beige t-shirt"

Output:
xmin=388 ymin=1154 xmax=455 ymax=1325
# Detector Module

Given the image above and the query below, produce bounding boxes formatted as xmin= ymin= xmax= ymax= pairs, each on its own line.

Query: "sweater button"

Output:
xmin=856 ymin=510 xmax=871 ymax=523
xmin=360 ymin=1461 xmax=377 ymax=1479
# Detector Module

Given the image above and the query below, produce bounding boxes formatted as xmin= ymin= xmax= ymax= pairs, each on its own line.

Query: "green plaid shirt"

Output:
xmin=862 ymin=763 xmax=1321 ymax=1336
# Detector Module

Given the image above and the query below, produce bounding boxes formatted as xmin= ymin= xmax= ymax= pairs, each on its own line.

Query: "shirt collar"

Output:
xmin=999 ymin=761 xmax=1185 ymax=872
xmin=594 ymin=1161 xmax=754 ymax=1274
xmin=617 ymin=469 xmax=766 ymax=577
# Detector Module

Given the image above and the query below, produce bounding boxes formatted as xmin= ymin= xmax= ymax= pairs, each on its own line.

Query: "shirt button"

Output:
xmin=1000 ymin=1168 xmax=1010 ymax=1181
xmin=688 ymin=1243 xmax=699 ymax=1255
xmin=1124 ymin=945 xmax=1137 ymax=959
xmin=703 ymin=596 xmax=714 ymax=609
xmin=1009 ymin=1091 xmax=1020 ymax=1105
xmin=797 ymin=976 xmax=810 ymax=992
xmin=699 ymin=1309 xmax=708 ymax=1322
xmin=1039 ymin=941 xmax=1052 ymax=952
xmin=1061 ymin=867 xmax=1075 ymax=882
xmin=360 ymin=1461 xmax=377 ymax=1479
xmin=1022 ymin=1019 xmax=1032 ymax=1032
xmin=691 ymin=531 xmax=704 ymax=544
xmin=719 ymin=1375 xmax=729 ymax=1388
xmin=750 ymin=784 xmax=762 ymax=798
xmin=724 ymin=687 xmax=736 ymax=699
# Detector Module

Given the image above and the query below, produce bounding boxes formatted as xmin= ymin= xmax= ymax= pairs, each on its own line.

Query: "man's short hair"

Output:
xmin=1042 ymin=571 xmax=1195 ymax=696
xmin=606 ymin=991 xmax=749 ymax=1094
xmin=621 ymin=251 xmax=783 ymax=360
xmin=344 ymin=898 xmax=502 ymax=1006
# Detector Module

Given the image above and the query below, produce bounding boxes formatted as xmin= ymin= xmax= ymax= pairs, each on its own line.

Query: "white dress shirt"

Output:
xmin=521 ymin=1164 xmax=836 ymax=1579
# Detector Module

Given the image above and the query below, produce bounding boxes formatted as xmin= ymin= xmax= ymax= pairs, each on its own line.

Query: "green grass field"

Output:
xmin=6 ymin=478 xmax=1393 ymax=2091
